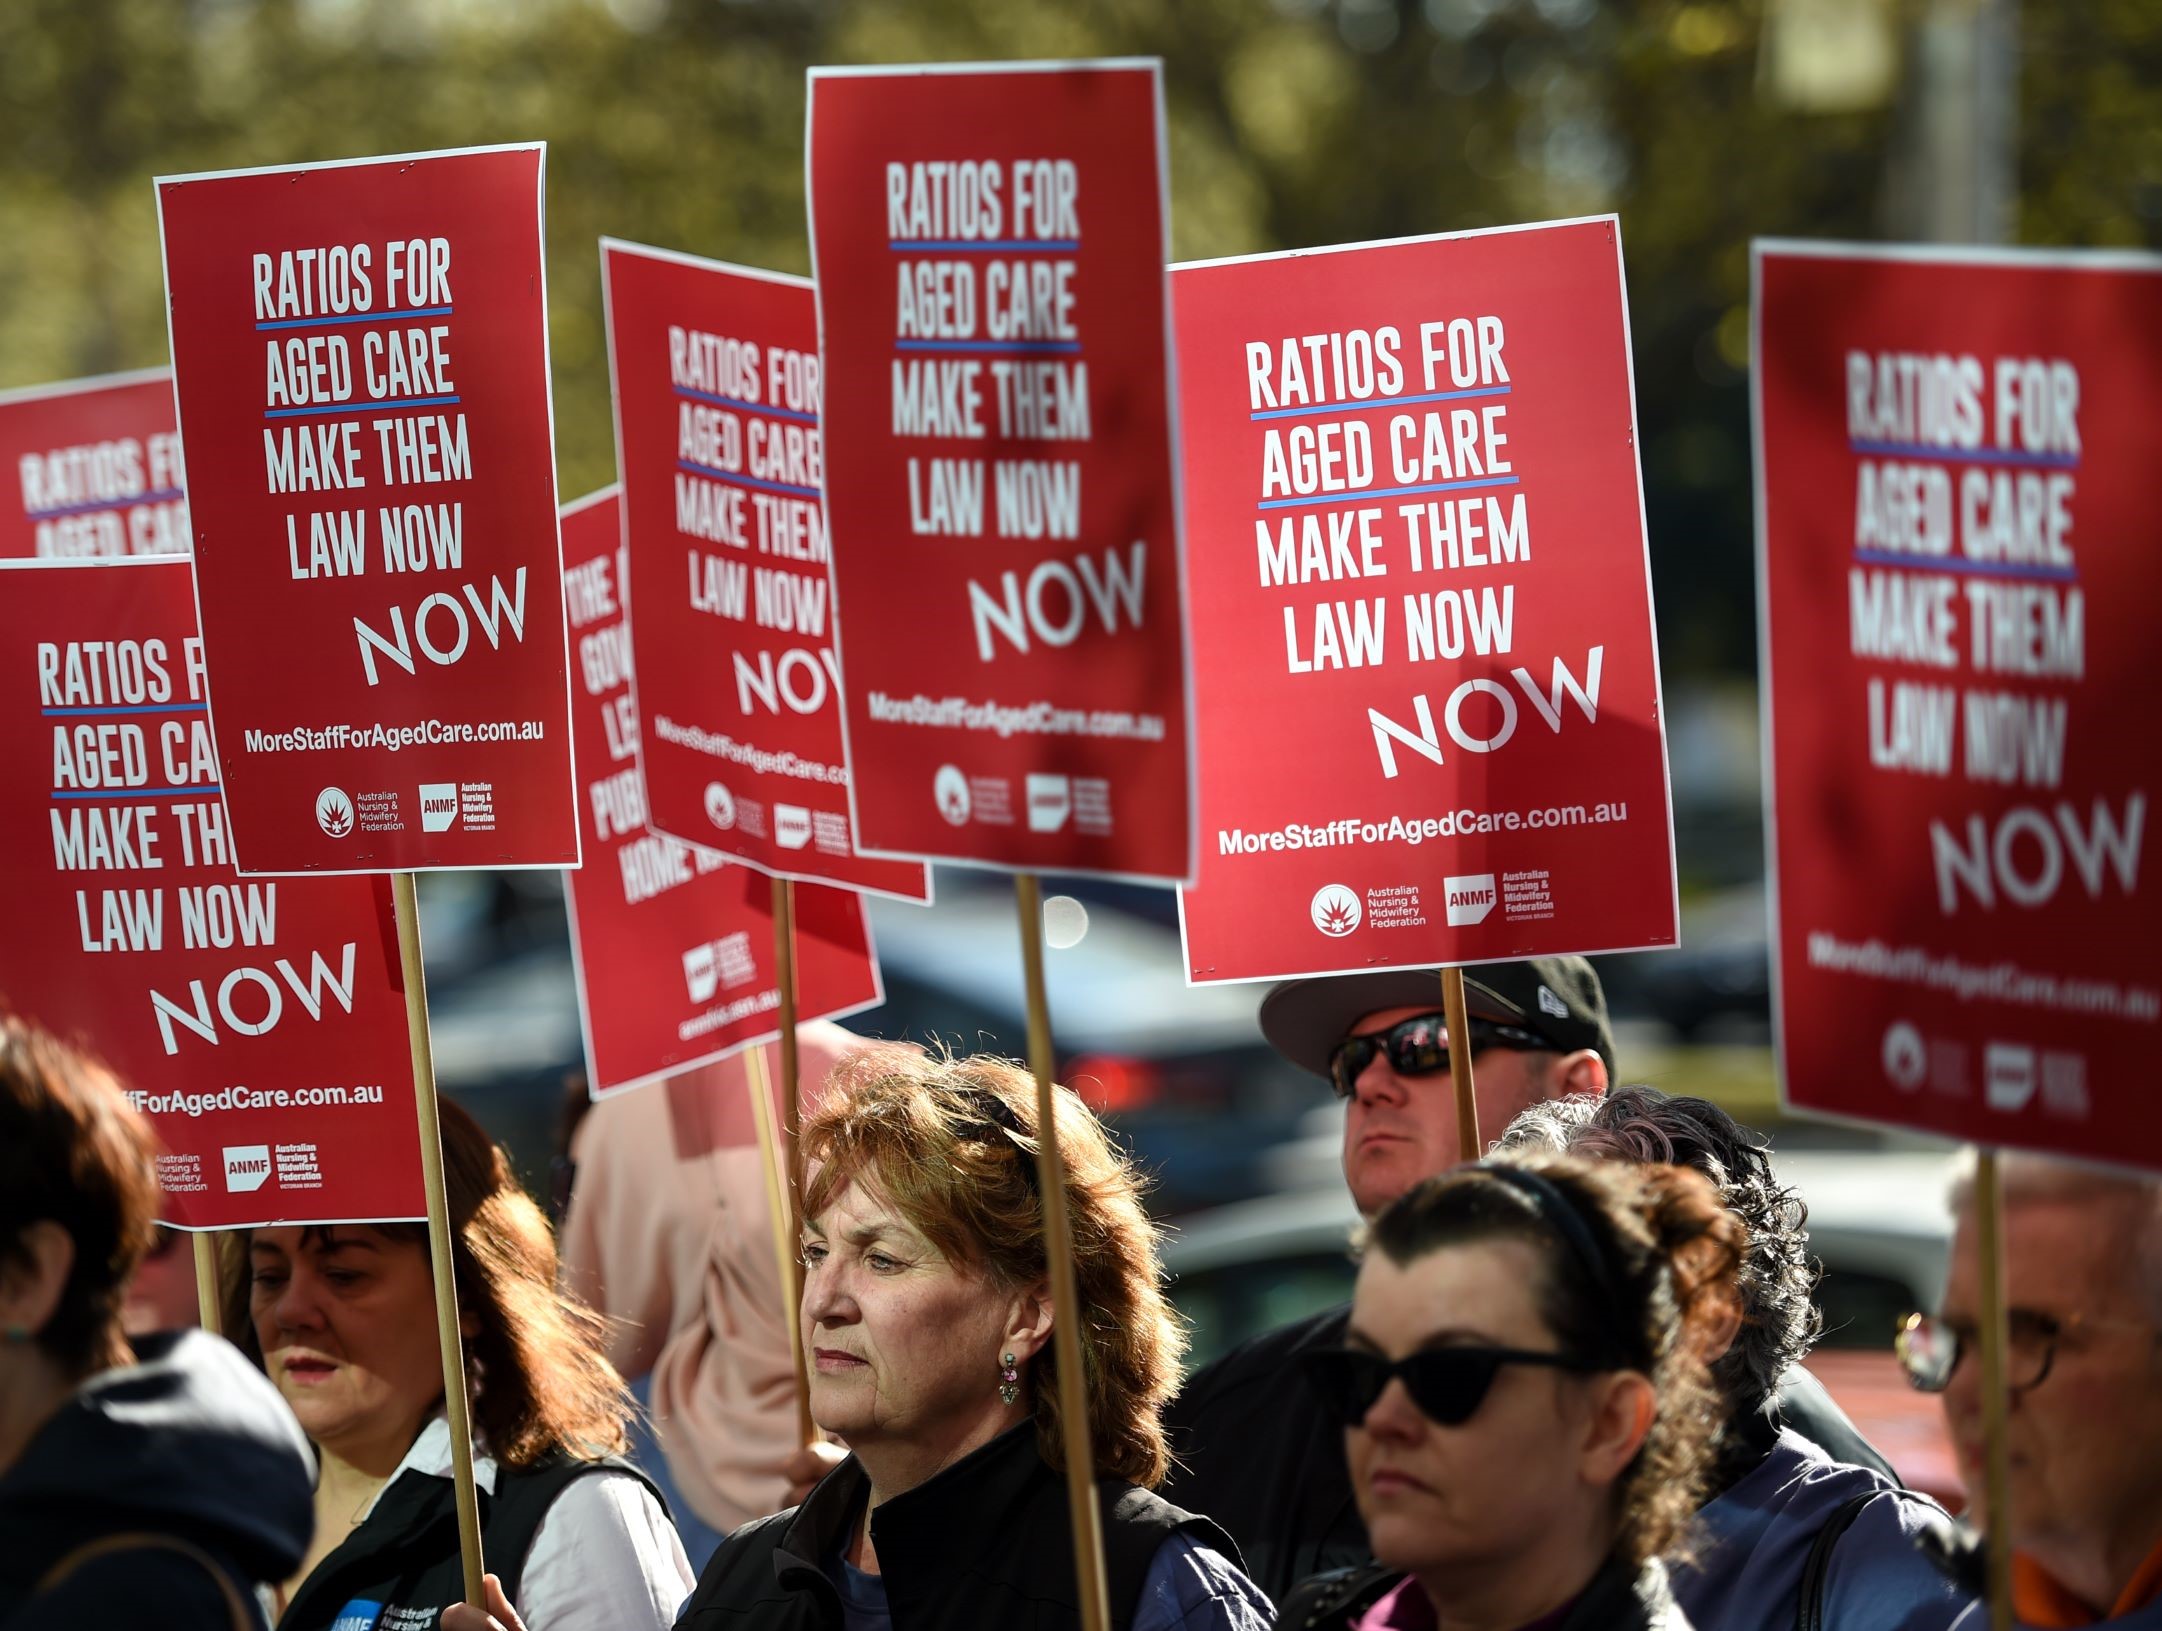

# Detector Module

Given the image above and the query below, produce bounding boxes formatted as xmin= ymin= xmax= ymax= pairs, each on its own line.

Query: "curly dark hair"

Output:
xmin=1498 ymin=1086 xmax=1821 ymax=1416
xmin=1366 ymin=1152 xmax=1743 ymax=1568
xmin=800 ymin=1046 xmax=1184 ymax=1488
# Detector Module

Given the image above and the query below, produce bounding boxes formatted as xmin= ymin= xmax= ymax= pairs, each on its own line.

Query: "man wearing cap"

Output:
xmin=1160 ymin=959 xmax=1614 ymax=1603
xmin=1161 ymin=958 xmax=1893 ymax=1606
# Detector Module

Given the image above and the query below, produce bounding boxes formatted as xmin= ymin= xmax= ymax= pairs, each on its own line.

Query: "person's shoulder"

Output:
xmin=1276 ymin=1562 xmax=1402 ymax=1631
xmin=674 ymin=1508 xmax=803 ymax=1626
xmin=1171 ymin=1304 xmax=1350 ymax=1419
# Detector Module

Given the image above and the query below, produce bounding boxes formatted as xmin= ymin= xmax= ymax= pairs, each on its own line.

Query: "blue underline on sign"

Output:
xmin=42 ymin=702 xmax=209 ymax=717
xmin=673 ymin=386 xmax=818 ymax=426
xmin=23 ymin=488 xmax=186 ymax=521
xmin=1851 ymin=549 xmax=2079 ymax=584
xmin=51 ymin=786 xmax=221 ymax=800
xmin=264 ymin=395 xmax=460 ymax=419
xmin=888 ymin=239 xmax=1081 ymax=253
xmin=1849 ymin=439 xmax=2080 ymax=471
xmin=894 ymin=340 xmax=1082 ymax=356
xmin=1251 ymin=384 xmax=1512 ymax=422
xmin=675 ymin=459 xmax=820 ymax=500
xmin=254 ymin=305 xmax=454 ymax=332
xmin=1257 ymin=474 xmax=1520 ymax=512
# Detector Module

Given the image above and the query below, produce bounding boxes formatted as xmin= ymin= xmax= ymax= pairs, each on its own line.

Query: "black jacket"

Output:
xmin=678 ymin=1423 xmax=1237 ymax=1631
xmin=1161 ymin=1303 xmax=1896 ymax=1606
xmin=0 ymin=1329 xmax=314 ymax=1630
xmin=1276 ymin=1553 xmax=1694 ymax=1631
xmin=276 ymin=1438 xmax=659 ymax=1631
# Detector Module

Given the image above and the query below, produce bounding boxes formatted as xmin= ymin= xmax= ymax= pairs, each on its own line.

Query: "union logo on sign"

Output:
xmin=315 ymin=787 xmax=354 ymax=838
xmin=1310 ymin=884 xmax=1361 ymax=937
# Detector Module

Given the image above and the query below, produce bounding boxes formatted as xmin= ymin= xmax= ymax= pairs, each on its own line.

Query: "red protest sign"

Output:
xmin=807 ymin=61 xmax=1194 ymax=882
xmin=0 ymin=369 xmax=189 ymax=560
xmin=155 ymin=144 xmax=577 ymax=875
xmin=559 ymin=490 xmax=884 ymax=1097
xmin=1757 ymin=242 xmax=2162 ymax=1167
xmin=0 ymin=557 xmax=421 ymax=1228
xmin=1174 ymin=222 xmax=1677 ymax=983
xmin=599 ymin=240 xmax=928 ymax=902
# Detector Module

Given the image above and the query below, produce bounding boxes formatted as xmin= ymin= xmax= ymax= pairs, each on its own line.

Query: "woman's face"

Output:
xmin=249 ymin=1225 xmax=444 ymax=1463
xmin=1344 ymin=1238 xmax=1622 ymax=1582
xmin=800 ymin=1173 xmax=1032 ymax=1459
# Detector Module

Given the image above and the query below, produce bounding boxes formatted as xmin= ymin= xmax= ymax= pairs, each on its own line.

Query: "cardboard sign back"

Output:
xmin=155 ymin=144 xmax=578 ymax=875
xmin=1757 ymin=241 xmax=2162 ymax=1169
xmin=0 ymin=557 xmax=422 ymax=1228
xmin=1174 ymin=222 xmax=1678 ymax=982
xmin=806 ymin=61 xmax=1196 ymax=882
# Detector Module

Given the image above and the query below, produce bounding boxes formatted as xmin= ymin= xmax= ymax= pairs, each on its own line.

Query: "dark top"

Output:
xmin=1276 ymin=1553 xmax=1694 ymax=1631
xmin=679 ymin=1423 xmax=1239 ymax=1631
xmin=0 ymin=1329 xmax=314 ymax=1631
xmin=1161 ymin=1302 xmax=1898 ymax=1606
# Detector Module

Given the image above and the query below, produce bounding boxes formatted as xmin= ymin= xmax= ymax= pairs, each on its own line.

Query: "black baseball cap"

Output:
xmin=1259 ymin=958 xmax=1615 ymax=1082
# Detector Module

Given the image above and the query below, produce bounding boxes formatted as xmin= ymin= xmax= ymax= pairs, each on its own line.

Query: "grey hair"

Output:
xmin=1950 ymin=1150 xmax=2162 ymax=1325
xmin=1499 ymin=1087 xmax=1821 ymax=1413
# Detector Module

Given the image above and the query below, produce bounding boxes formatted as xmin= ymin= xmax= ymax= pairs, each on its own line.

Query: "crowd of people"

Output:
xmin=2 ymin=954 xmax=2158 ymax=1631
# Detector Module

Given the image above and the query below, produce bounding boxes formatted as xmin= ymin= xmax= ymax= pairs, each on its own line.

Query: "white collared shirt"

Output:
xmin=370 ymin=1416 xmax=694 ymax=1631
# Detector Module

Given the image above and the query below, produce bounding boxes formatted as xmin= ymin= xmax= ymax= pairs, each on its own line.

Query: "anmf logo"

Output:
xmin=1310 ymin=884 xmax=1361 ymax=937
xmin=315 ymin=787 xmax=354 ymax=838
xmin=1444 ymin=873 xmax=1496 ymax=926
xmin=223 ymin=1144 xmax=272 ymax=1193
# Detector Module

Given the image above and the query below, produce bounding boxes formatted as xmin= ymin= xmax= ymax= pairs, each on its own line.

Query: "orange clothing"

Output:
xmin=2013 ymin=1539 xmax=2162 ymax=1628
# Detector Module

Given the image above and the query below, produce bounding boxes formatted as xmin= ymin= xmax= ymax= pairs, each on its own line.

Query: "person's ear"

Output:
xmin=1577 ymin=1370 xmax=1656 ymax=1486
xmin=1004 ymin=1277 xmax=1054 ymax=1363
xmin=1556 ymin=1050 xmax=1609 ymax=1095
xmin=0 ymin=1220 xmax=76 ymax=1342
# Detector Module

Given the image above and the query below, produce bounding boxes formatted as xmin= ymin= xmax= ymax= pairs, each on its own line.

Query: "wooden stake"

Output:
xmin=1441 ymin=967 xmax=1480 ymax=1161
xmin=391 ymin=871 xmax=486 ymax=1609
xmin=1015 ymin=873 xmax=1112 ymax=1631
xmin=748 ymin=1042 xmax=816 ymax=1450
xmin=192 ymin=1232 xmax=221 ymax=1334
xmin=767 ymin=875 xmax=812 ymax=1450
xmin=1975 ymin=1149 xmax=2014 ymax=1631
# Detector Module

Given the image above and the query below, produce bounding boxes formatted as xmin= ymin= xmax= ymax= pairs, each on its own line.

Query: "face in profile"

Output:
xmin=799 ymin=1174 xmax=1036 ymax=1453
xmin=249 ymin=1224 xmax=445 ymax=1459
xmin=1342 ymin=1237 xmax=1635 ymax=1584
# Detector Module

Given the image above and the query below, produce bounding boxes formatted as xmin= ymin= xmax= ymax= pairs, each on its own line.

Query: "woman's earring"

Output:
xmin=998 ymin=1351 xmax=1020 ymax=1406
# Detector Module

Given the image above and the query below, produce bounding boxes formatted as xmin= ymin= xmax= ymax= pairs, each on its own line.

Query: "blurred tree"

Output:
xmin=2 ymin=0 xmax=2155 ymax=675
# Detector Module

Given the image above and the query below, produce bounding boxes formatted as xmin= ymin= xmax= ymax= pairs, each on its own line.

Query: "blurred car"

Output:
xmin=1161 ymin=1149 xmax=1960 ymax=1504
xmin=412 ymin=866 xmax=1318 ymax=1214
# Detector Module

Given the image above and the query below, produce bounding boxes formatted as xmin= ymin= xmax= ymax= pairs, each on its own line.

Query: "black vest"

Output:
xmin=677 ymin=1425 xmax=1239 ymax=1631
xmin=278 ymin=1448 xmax=660 ymax=1631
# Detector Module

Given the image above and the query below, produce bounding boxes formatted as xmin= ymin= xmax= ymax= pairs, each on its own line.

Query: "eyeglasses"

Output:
xmin=1327 ymin=1013 xmax=1552 ymax=1099
xmin=1894 ymin=1308 xmax=2145 ymax=1395
xmin=1300 ymin=1344 xmax=1598 ymax=1428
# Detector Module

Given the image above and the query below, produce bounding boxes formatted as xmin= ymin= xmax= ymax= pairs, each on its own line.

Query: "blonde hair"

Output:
xmin=801 ymin=1046 xmax=1184 ymax=1487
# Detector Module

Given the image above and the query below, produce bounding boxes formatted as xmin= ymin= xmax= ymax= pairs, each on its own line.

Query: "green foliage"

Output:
xmin=3 ymin=0 xmax=2153 ymax=673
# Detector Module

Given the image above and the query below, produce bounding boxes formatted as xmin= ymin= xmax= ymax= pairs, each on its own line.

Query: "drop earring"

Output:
xmin=998 ymin=1351 xmax=1020 ymax=1406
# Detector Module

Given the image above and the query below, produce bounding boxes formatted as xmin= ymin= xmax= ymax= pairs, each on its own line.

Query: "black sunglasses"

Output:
xmin=1300 ymin=1344 xmax=1598 ymax=1427
xmin=1328 ymin=1013 xmax=1552 ymax=1099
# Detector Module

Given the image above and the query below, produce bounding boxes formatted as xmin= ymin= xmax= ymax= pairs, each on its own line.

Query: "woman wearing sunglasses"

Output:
xmin=1279 ymin=1153 xmax=1744 ymax=1631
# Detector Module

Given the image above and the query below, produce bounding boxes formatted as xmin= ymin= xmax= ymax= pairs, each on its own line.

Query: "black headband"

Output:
xmin=1473 ymin=1162 xmax=1629 ymax=1365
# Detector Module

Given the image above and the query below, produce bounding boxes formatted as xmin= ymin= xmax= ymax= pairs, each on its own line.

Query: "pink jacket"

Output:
xmin=559 ymin=1021 xmax=863 ymax=1533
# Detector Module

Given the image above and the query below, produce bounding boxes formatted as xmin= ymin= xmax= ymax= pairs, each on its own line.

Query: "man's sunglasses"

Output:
xmin=1300 ymin=1344 xmax=1598 ymax=1428
xmin=1328 ymin=1012 xmax=1552 ymax=1099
